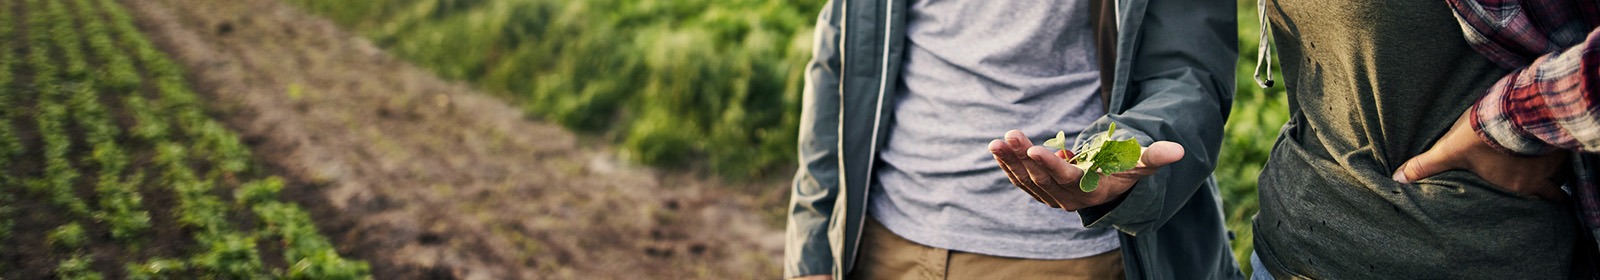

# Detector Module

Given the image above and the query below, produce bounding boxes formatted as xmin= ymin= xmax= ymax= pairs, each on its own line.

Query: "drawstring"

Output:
xmin=1252 ymin=0 xmax=1275 ymax=88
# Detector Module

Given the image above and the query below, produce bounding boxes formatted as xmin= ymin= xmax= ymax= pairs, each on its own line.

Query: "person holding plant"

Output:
xmin=783 ymin=0 xmax=1243 ymax=279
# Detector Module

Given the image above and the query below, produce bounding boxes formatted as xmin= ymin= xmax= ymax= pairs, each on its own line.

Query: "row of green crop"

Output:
xmin=47 ymin=223 xmax=101 ymax=280
xmin=69 ymin=0 xmax=152 ymax=242
xmin=240 ymin=179 xmax=369 ymax=279
xmin=0 ymin=0 xmax=18 ymax=268
xmin=91 ymin=0 xmax=371 ymax=277
xmin=0 ymin=0 xmax=371 ymax=278
xmin=0 ymin=0 xmax=21 ymax=168
xmin=26 ymin=0 xmax=108 ymax=277
xmin=28 ymin=0 xmax=92 ymax=218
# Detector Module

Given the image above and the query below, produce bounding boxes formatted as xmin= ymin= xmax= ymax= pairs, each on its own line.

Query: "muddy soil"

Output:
xmin=117 ymin=0 xmax=787 ymax=278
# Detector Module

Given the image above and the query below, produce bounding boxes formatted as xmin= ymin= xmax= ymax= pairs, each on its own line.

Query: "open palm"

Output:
xmin=988 ymin=130 xmax=1185 ymax=211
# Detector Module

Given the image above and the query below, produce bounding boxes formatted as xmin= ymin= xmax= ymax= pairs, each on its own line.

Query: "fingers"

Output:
xmin=991 ymin=138 xmax=1060 ymax=208
xmin=1004 ymin=130 xmax=1034 ymax=156
xmin=1021 ymin=146 xmax=1086 ymax=210
xmin=1393 ymin=151 xmax=1447 ymax=184
xmin=1007 ymin=131 xmax=1063 ymax=195
xmin=1022 ymin=150 xmax=1062 ymax=186
xmin=992 ymin=140 xmax=1048 ymax=204
xmin=1137 ymin=141 xmax=1185 ymax=169
xmin=1027 ymin=146 xmax=1085 ymax=187
xmin=1112 ymin=141 xmax=1185 ymax=179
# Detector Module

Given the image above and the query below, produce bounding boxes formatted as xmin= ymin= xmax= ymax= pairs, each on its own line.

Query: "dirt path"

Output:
xmin=117 ymin=0 xmax=786 ymax=278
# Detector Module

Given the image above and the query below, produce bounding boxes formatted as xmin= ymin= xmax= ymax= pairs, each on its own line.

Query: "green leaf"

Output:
xmin=1096 ymin=138 xmax=1142 ymax=173
xmin=1067 ymin=122 xmax=1144 ymax=192
xmin=1042 ymin=131 xmax=1068 ymax=150
xmin=1080 ymin=164 xmax=1102 ymax=192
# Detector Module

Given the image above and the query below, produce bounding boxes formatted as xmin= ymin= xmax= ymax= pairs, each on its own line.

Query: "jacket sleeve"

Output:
xmin=1075 ymin=0 xmax=1237 ymax=236
xmin=785 ymin=1 xmax=844 ymax=278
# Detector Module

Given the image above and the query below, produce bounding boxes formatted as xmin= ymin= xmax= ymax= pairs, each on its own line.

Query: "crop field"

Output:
xmin=0 ymin=0 xmax=368 ymax=278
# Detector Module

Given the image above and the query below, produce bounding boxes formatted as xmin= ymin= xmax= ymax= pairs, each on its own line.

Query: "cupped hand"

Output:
xmin=1392 ymin=110 xmax=1568 ymax=201
xmin=988 ymin=130 xmax=1185 ymax=211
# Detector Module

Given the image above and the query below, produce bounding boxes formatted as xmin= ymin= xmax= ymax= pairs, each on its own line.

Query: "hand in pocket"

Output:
xmin=1392 ymin=110 xmax=1568 ymax=201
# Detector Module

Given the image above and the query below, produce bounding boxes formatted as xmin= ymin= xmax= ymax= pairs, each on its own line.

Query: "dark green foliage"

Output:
xmin=190 ymin=233 xmax=265 ymax=278
xmin=76 ymin=0 xmax=139 ymax=92
xmin=0 ymin=0 xmax=20 ymax=171
xmin=1212 ymin=2 xmax=1290 ymax=273
xmin=56 ymin=254 xmax=104 ymax=280
xmin=235 ymin=177 xmax=284 ymax=206
xmin=254 ymin=201 xmax=371 ymax=279
xmin=25 ymin=0 xmax=91 ymax=217
xmin=47 ymin=223 xmax=89 ymax=249
xmin=125 ymin=259 xmax=186 ymax=280
xmin=0 ymin=0 xmax=17 ymax=259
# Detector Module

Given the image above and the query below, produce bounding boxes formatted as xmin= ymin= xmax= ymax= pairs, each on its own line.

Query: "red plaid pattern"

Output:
xmin=1448 ymin=0 xmax=1600 ymax=243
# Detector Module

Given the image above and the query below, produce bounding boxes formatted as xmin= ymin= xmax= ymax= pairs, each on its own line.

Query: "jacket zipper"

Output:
xmin=846 ymin=0 xmax=897 ymax=274
xmin=831 ymin=0 xmax=850 ymax=276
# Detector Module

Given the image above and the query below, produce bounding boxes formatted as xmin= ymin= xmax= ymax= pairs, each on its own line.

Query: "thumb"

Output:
xmin=1137 ymin=141 xmax=1185 ymax=168
xmin=1393 ymin=151 xmax=1449 ymax=184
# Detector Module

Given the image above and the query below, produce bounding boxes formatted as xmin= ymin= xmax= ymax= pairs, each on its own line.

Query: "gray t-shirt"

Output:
xmin=870 ymin=0 xmax=1119 ymax=259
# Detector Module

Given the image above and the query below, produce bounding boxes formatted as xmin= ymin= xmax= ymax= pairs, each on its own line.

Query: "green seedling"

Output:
xmin=1042 ymin=122 xmax=1143 ymax=192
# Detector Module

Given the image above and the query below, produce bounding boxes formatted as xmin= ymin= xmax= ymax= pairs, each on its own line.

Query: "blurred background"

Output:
xmin=0 ymin=0 xmax=1283 ymax=278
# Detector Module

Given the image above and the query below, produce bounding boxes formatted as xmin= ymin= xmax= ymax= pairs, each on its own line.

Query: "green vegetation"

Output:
xmin=0 ymin=0 xmax=370 ymax=278
xmin=0 ymin=0 xmax=20 ymax=259
xmin=1044 ymin=123 xmax=1146 ymax=192
xmin=1216 ymin=2 xmax=1289 ymax=273
xmin=47 ymin=223 xmax=89 ymax=249
xmin=286 ymin=0 xmax=825 ymax=178
xmin=289 ymin=0 xmax=1287 ymax=269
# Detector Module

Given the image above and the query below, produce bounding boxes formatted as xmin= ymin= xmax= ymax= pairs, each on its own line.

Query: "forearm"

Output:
xmin=1077 ymin=76 xmax=1229 ymax=235
xmin=1471 ymin=27 xmax=1600 ymax=155
xmin=1075 ymin=0 xmax=1235 ymax=235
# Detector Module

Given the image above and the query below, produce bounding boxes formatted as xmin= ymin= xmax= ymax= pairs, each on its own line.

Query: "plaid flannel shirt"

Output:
xmin=1447 ymin=0 xmax=1600 ymax=244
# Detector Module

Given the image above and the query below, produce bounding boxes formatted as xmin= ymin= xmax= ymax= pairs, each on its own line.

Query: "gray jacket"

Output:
xmin=783 ymin=0 xmax=1243 ymax=279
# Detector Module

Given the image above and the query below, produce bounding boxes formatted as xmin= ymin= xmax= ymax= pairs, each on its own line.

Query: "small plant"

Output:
xmin=126 ymin=259 xmax=187 ymax=280
xmin=1043 ymin=122 xmax=1145 ymax=192
xmin=48 ymin=223 xmax=88 ymax=249
xmin=191 ymin=233 xmax=266 ymax=279
xmin=235 ymin=177 xmax=285 ymax=206
xmin=56 ymin=254 xmax=105 ymax=280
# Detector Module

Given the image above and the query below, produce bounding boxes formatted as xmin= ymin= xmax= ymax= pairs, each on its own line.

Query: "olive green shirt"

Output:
xmin=1252 ymin=0 xmax=1577 ymax=278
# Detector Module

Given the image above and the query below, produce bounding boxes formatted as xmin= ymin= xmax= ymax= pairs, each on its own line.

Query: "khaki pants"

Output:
xmin=848 ymin=217 xmax=1125 ymax=280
